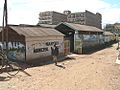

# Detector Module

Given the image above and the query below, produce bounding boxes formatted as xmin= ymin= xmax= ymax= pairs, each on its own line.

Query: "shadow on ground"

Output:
xmin=29 ymin=56 xmax=75 ymax=67
xmin=13 ymin=42 xmax=117 ymax=75
xmin=17 ymin=56 xmax=75 ymax=71
xmin=55 ymin=64 xmax=66 ymax=69
xmin=0 ymin=56 xmax=75 ymax=77
xmin=82 ymin=43 xmax=114 ymax=54
xmin=0 ymin=76 xmax=12 ymax=81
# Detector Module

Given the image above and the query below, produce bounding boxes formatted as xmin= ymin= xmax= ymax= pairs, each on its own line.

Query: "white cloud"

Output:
xmin=0 ymin=0 xmax=120 ymax=27
xmin=101 ymin=7 xmax=120 ymax=25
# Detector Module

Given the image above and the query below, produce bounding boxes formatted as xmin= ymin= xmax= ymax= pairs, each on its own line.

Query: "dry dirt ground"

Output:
xmin=1 ymin=43 xmax=120 ymax=90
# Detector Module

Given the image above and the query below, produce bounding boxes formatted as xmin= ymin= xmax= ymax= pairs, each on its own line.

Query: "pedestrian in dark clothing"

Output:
xmin=51 ymin=44 xmax=59 ymax=65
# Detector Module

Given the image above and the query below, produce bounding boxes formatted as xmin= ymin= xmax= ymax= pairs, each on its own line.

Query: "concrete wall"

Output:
xmin=85 ymin=10 xmax=102 ymax=29
xmin=39 ymin=11 xmax=67 ymax=24
xmin=104 ymin=35 xmax=113 ymax=43
xmin=52 ymin=12 xmax=67 ymax=24
xmin=73 ymin=31 xmax=104 ymax=53
xmin=82 ymin=34 xmax=103 ymax=47
xmin=25 ymin=36 xmax=64 ymax=62
xmin=0 ymin=41 xmax=26 ymax=62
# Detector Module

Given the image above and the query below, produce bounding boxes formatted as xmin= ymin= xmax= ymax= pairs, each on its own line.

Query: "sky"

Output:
xmin=0 ymin=0 xmax=120 ymax=28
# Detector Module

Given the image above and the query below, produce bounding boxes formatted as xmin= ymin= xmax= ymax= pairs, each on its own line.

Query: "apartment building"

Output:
xmin=67 ymin=10 xmax=102 ymax=29
xmin=38 ymin=10 xmax=102 ymax=29
xmin=38 ymin=11 xmax=67 ymax=25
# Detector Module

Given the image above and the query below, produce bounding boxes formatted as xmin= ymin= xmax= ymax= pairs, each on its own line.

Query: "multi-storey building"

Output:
xmin=38 ymin=11 xmax=67 ymax=25
xmin=38 ymin=10 xmax=102 ymax=29
xmin=67 ymin=10 xmax=102 ymax=29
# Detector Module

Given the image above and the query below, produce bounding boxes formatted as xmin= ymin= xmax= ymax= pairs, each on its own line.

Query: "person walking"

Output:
xmin=51 ymin=43 xmax=59 ymax=65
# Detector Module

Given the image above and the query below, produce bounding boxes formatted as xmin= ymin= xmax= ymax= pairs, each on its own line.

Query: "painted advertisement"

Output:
xmin=0 ymin=42 xmax=25 ymax=61
xmin=83 ymin=34 xmax=97 ymax=41
xmin=26 ymin=39 xmax=64 ymax=60
xmin=7 ymin=42 xmax=25 ymax=61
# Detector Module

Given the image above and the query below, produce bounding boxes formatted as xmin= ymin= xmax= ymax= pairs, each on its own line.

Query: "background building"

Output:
xmin=114 ymin=23 xmax=120 ymax=36
xmin=38 ymin=10 xmax=102 ymax=29
xmin=67 ymin=10 xmax=102 ymax=29
xmin=55 ymin=22 xmax=103 ymax=54
xmin=104 ymin=23 xmax=120 ymax=36
xmin=63 ymin=10 xmax=71 ymax=15
xmin=38 ymin=11 xmax=67 ymax=25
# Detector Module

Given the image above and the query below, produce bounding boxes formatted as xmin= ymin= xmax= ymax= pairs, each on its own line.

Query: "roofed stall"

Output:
xmin=55 ymin=22 xmax=104 ymax=54
xmin=0 ymin=25 xmax=64 ymax=63
xmin=0 ymin=26 xmax=25 ymax=61
xmin=103 ymin=31 xmax=116 ymax=44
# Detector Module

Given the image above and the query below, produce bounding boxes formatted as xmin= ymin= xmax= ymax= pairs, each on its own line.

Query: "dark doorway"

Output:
xmin=55 ymin=24 xmax=75 ymax=52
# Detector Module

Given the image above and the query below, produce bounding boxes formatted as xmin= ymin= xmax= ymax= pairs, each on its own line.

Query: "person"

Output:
xmin=51 ymin=43 xmax=59 ymax=65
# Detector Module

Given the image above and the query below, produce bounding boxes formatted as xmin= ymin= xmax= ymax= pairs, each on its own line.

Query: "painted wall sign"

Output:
xmin=29 ymin=41 xmax=60 ymax=53
xmin=0 ymin=42 xmax=25 ymax=61
xmin=34 ymin=47 xmax=48 ymax=53
xmin=83 ymin=35 xmax=97 ymax=41
xmin=45 ymin=41 xmax=59 ymax=46
xmin=26 ymin=39 xmax=64 ymax=61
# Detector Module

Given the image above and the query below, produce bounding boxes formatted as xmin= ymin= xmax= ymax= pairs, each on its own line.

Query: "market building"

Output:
xmin=103 ymin=31 xmax=116 ymax=44
xmin=55 ymin=22 xmax=104 ymax=54
xmin=0 ymin=25 xmax=64 ymax=63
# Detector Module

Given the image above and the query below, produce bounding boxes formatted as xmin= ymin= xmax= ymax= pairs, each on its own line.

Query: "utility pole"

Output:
xmin=2 ymin=0 xmax=8 ymax=53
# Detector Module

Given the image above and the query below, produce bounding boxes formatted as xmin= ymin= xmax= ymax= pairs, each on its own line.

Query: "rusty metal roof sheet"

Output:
xmin=58 ymin=22 xmax=103 ymax=32
xmin=9 ymin=25 xmax=64 ymax=37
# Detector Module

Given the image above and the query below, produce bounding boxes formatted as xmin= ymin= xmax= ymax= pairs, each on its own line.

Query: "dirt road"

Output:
xmin=0 ymin=43 xmax=120 ymax=90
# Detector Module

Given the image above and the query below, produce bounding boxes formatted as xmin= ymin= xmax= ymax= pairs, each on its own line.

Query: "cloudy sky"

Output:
xmin=0 ymin=0 xmax=120 ymax=27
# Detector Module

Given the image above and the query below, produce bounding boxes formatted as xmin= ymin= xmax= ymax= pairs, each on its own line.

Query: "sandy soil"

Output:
xmin=0 ymin=43 xmax=120 ymax=90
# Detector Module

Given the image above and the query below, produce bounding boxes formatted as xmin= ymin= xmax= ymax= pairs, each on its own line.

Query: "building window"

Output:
xmin=80 ymin=13 xmax=84 ymax=17
xmin=80 ymin=18 xmax=84 ymax=21
xmin=76 ymin=13 xmax=81 ymax=17
xmin=70 ymin=14 xmax=75 ymax=18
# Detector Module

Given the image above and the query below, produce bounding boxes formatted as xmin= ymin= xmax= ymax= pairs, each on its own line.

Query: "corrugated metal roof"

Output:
xmin=39 ymin=24 xmax=56 ymax=28
xmin=9 ymin=25 xmax=64 ymax=37
xmin=59 ymin=22 xmax=103 ymax=32
xmin=104 ymin=31 xmax=114 ymax=36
